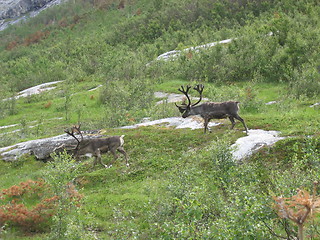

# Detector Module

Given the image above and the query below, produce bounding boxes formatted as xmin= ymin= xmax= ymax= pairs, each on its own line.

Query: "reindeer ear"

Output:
xmin=178 ymin=107 xmax=186 ymax=113
xmin=175 ymin=103 xmax=185 ymax=112
xmin=175 ymin=103 xmax=187 ymax=113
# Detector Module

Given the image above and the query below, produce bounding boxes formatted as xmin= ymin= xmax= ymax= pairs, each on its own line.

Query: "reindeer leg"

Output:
xmin=234 ymin=114 xmax=249 ymax=134
xmin=203 ymin=118 xmax=210 ymax=133
xmin=93 ymin=156 xmax=98 ymax=166
xmin=95 ymin=149 xmax=108 ymax=168
xmin=107 ymin=149 xmax=118 ymax=168
xmin=228 ymin=116 xmax=236 ymax=129
xmin=117 ymin=147 xmax=129 ymax=167
xmin=98 ymin=150 xmax=108 ymax=168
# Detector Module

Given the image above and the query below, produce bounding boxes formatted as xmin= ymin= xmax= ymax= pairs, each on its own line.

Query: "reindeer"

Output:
xmin=175 ymin=84 xmax=248 ymax=134
xmin=64 ymin=125 xmax=129 ymax=168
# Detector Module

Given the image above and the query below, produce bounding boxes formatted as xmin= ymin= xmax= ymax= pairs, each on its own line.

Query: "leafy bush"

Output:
xmin=289 ymin=66 xmax=320 ymax=98
xmin=273 ymin=183 xmax=320 ymax=240
xmin=0 ymin=174 xmax=84 ymax=235
xmin=0 ymin=0 xmax=320 ymax=238
xmin=41 ymin=152 xmax=96 ymax=240
xmin=100 ymin=78 xmax=154 ymax=127
xmin=0 ymin=179 xmax=57 ymax=233
xmin=139 ymin=140 xmax=272 ymax=239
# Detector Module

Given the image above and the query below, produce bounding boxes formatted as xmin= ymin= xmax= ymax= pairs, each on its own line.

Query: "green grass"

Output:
xmin=0 ymin=157 xmax=45 ymax=189
xmin=1 ymin=80 xmax=319 ymax=145
xmin=0 ymin=0 xmax=320 ymax=238
xmin=1 ymin=81 xmax=320 ymax=238
xmin=154 ymin=79 xmax=190 ymax=92
xmin=0 ymin=126 xmax=237 ymax=238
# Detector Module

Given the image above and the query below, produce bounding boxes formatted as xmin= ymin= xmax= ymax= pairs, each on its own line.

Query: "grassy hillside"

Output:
xmin=0 ymin=0 xmax=320 ymax=239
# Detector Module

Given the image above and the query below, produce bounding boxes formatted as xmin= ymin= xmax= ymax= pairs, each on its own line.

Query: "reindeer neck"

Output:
xmin=189 ymin=104 xmax=205 ymax=115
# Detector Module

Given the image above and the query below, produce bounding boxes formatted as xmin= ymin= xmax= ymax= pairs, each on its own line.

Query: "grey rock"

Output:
xmin=0 ymin=131 xmax=102 ymax=161
xmin=0 ymin=0 xmax=64 ymax=31
xmin=0 ymin=0 xmax=52 ymax=19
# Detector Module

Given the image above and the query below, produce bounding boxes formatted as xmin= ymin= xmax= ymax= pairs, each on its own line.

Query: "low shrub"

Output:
xmin=0 ymin=179 xmax=57 ymax=233
xmin=0 ymin=177 xmax=82 ymax=234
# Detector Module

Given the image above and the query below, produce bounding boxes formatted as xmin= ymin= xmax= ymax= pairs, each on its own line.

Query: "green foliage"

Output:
xmin=0 ymin=153 xmax=91 ymax=238
xmin=41 ymin=151 xmax=95 ymax=240
xmin=100 ymin=78 xmax=154 ymax=127
xmin=0 ymin=0 xmax=319 ymax=96
xmin=0 ymin=0 xmax=320 ymax=239
xmin=289 ymin=65 xmax=320 ymax=98
xmin=0 ymin=179 xmax=56 ymax=233
xmin=137 ymin=139 xmax=271 ymax=239
xmin=1 ymin=130 xmax=320 ymax=239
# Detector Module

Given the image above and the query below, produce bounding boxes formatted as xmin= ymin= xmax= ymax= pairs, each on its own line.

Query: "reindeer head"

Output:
xmin=175 ymin=84 xmax=204 ymax=118
xmin=64 ymin=124 xmax=83 ymax=150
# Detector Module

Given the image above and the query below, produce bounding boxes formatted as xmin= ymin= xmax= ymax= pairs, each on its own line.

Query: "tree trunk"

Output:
xmin=298 ymin=223 xmax=304 ymax=240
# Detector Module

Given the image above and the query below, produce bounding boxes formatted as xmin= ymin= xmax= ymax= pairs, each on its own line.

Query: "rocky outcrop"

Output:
xmin=0 ymin=0 xmax=65 ymax=31
xmin=0 ymin=131 xmax=103 ymax=161
xmin=231 ymin=129 xmax=285 ymax=160
xmin=0 ymin=0 xmax=53 ymax=19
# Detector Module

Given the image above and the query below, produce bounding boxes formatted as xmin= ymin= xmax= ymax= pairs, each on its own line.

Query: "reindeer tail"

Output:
xmin=120 ymin=135 xmax=125 ymax=146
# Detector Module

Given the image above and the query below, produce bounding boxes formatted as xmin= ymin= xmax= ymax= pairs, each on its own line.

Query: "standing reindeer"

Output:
xmin=175 ymin=84 xmax=248 ymax=134
xmin=64 ymin=125 xmax=129 ymax=168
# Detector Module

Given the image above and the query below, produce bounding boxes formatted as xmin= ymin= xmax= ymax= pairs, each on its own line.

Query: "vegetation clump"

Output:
xmin=273 ymin=182 xmax=320 ymax=240
xmin=0 ymin=0 xmax=319 ymax=239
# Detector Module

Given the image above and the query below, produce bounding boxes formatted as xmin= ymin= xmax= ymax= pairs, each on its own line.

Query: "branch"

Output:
xmin=262 ymin=220 xmax=287 ymax=239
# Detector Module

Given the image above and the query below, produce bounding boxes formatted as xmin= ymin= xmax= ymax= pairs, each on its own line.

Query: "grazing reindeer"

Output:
xmin=175 ymin=84 xmax=248 ymax=134
xmin=64 ymin=125 xmax=129 ymax=168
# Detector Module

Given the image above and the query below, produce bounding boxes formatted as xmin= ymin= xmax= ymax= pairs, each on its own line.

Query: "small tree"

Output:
xmin=42 ymin=151 xmax=83 ymax=239
xmin=273 ymin=182 xmax=320 ymax=240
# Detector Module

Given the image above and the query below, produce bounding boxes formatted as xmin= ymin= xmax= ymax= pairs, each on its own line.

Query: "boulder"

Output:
xmin=0 ymin=0 xmax=53 ymax=19
xmin=0 ymin=132 xmax=102 ymax=161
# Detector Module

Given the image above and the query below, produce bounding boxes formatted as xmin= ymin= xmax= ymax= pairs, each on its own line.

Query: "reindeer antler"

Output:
xmin=71 ymin=124 xmax=83 ymax=142
xmin=191 ymin=84 xmax=204 ymax=106
xmin=176 ymin=85 xmax=192 ymax=108
xmin=65 ymin=124 xmax=83 ymax=150
xmin=178 ymin=85 xmax=192 ymax=94
xmin=194 ymin=84 xmax=204 ymax=93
